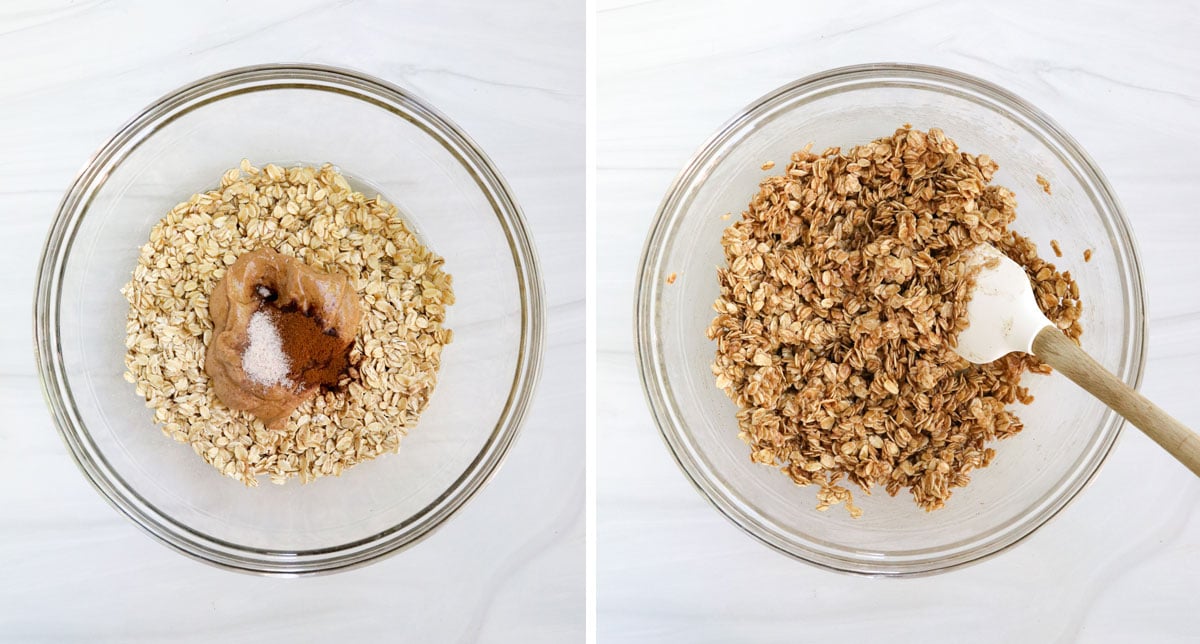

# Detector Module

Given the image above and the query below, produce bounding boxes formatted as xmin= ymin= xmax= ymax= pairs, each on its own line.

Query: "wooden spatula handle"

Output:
xmin=1032 ymin=325 xmax=1200 ymax=477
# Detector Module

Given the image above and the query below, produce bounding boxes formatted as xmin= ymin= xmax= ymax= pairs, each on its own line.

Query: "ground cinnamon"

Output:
xmin=273 ymin=302 xmax=353 ymax=389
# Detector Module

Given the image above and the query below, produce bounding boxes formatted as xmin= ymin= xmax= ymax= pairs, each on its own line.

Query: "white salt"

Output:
xmin=242 ymin=310 xmax=290 ymax=387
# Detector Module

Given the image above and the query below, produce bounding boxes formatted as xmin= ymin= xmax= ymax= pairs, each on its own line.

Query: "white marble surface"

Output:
xmin=0 ymin=1 xmax=582 ymax=642
xmin=598 ymin=1 xmax=1200 ymax=641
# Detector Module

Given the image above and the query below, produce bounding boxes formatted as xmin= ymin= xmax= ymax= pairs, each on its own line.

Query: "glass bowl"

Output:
xmin=34 ymin=64 xmax=543 ymax=574
xmin=635 ymin=63 xmax=1145 ymax=576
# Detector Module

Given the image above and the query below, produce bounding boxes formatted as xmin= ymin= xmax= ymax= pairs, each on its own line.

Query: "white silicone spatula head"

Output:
xmin=954 ymin=243 xmax=1200 ymax=478
xmin=954 ymin=243 xmax=1054 ymax=364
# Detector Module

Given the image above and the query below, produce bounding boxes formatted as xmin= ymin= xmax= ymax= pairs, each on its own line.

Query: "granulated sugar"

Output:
xmin=242 ymin=310 xmax=290 ymax=387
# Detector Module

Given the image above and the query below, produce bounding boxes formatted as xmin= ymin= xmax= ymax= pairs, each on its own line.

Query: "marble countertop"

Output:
xmin=598 ymin=0 xmax=1200 ymax=642
xmin=0 ymin=1 xmax=582 ymax=642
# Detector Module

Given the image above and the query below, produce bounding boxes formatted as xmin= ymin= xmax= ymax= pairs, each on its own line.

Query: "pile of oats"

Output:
xmin=707 ymin=127 xmax=1081 ymax=516
xmin=122 ymin=161 xmax=454 ymax=485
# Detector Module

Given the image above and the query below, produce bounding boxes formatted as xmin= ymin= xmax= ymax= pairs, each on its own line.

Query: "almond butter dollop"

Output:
xmin=205 ymin=248 xmax=362 ymax=427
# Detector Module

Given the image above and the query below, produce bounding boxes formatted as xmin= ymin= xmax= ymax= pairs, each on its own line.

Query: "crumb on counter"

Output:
xmin=1084 ymin=249 xmax=1093 ymax=262
xmin=720 ymin=212 xmax=731 ymax=220
xmin=666 ymin=272 xmax=678 ymax=284
xmin=1037 ymin=174 xmax=1052 ymax=195
xmin=761 ymin=160 xmax=775 ymax=171
xmin=1050 ymin=239 xmax=1062 ymax=257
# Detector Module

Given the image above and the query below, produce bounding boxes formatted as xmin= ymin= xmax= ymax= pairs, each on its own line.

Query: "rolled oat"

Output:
xmin=121 ymin=161 xmax=454 ymax=485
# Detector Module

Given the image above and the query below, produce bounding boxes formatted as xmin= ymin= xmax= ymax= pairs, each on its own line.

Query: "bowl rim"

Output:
xmin=33 ymin=63 xmax=545 ymax=575
xmin=634 ymin=62 xmax=1147 ymax=576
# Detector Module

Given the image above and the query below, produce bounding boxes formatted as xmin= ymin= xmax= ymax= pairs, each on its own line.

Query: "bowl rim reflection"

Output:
xmin=634 ymin=62 xmax=1146 ymax=576
xmin=33 ymin=63 xmax=544 ymax=575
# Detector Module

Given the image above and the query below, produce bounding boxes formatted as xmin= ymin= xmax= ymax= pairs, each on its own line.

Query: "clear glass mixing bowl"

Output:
xmin=635 ymin=64 xmax=1145 ymax=575
xmin=34 ymin=65 xmax=543 ymax=574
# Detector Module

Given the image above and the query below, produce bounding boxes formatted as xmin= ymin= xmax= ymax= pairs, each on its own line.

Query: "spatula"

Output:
xmin=956 ymin=243 xmax=1200 ymax=476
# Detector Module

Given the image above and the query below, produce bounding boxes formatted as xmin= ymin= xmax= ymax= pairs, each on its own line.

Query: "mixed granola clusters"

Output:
xmin=707 ymin=127 xmax=1081 ymax=515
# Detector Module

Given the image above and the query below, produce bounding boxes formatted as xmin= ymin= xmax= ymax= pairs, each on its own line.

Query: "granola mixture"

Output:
xmin=122 ymin=161 xmax=454 ymax=485
xmin=707 ymin=127 xmax=1081 ymax=515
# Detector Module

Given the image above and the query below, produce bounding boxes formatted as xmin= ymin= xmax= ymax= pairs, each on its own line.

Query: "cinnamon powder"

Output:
xmin=272 ymin=302 xmax=353 ymax=389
